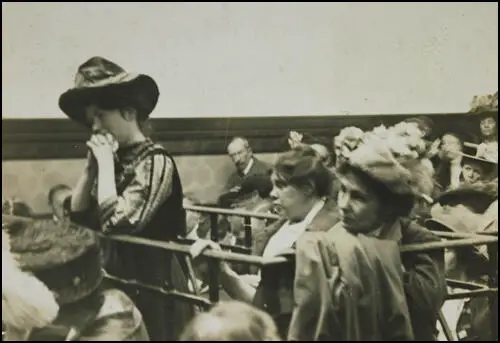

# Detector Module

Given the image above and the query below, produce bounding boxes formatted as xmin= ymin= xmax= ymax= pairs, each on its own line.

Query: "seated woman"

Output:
xmin=194 ymin=146 xmax=340 ymax=338
xmin=2 ymin=218 xmax=149 ymax=341
xmin=288 ymin=123 xmax=447 ymax=340
xmin=427 ymin=181 xmax=497 ymax=341
xmin=460 ymin=153 xmax=498 ymax=185
xmin=469 ymin=91 xmax=498 ymax=163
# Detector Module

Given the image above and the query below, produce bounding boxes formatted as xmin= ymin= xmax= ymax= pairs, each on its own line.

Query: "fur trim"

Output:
xmin=2 ymin=246 xmax=59 ymax=330
xmin=6 ymin=219 xmax=103 ymax=305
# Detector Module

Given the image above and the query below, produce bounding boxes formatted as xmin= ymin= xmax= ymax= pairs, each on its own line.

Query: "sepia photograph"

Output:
xmin=2 ymin=2 xmax=498 ymax=341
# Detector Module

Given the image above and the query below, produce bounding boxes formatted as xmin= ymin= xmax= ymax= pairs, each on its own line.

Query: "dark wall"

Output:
xmin=2 ymin=112 xmax=481 ymax=160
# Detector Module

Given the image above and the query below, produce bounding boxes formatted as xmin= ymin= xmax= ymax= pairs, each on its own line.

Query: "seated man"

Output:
xmin=431 ymin=129 xmax=478 ymax=195
xmin=222 ymin=137 xmax=272 ymax=208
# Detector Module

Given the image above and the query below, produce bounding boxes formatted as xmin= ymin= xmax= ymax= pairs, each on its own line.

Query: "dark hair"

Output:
xmin=274 ymin=146 xmax=333 ymax=198
xmin=92 ymin=88 xmax=154 ymax=136
xmin=336 ymin=163 xmax=415 ymax=218
xmin=180 ymin=301 xmax=280 ymax=341
xmin=48 ymin=184 xmax=71 ymax=205
xmin=240 ymin=175 xmax=273 ymax=198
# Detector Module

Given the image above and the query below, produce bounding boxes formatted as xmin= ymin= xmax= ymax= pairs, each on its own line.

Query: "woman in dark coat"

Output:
xmin=60 ymin=56 xmax=195 ymax=341
xmin=288 ymin=122 xmax=446 ymax=340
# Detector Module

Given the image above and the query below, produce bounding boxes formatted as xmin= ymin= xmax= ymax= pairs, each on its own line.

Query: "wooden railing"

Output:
xmin=2 ymin=208 xmax=498 ymax=341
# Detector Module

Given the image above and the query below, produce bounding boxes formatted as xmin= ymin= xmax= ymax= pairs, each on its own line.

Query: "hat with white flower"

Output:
xmin=336 ymin=122 xmax=434 ymax=199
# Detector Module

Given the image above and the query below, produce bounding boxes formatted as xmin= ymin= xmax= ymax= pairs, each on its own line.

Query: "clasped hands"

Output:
xmin=86 ymin=132 xmax=118 ymax=169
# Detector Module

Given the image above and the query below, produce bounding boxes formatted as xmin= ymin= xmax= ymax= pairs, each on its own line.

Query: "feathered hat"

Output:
xmin=3 ymin=218 xmax=103 ymax=306
xmin=469 ymin=91 xmax=498 ymax=122
xmin=335 ymin=121 xmax=435 ymax=199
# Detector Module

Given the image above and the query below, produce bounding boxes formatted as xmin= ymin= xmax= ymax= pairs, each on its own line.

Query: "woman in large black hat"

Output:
xmin=59 ymin=57 xmax=195 ymax=341
xmin=427 ymin=181 xmax=497 ymax=341
xmin=460 ymin=152 xmax=498 ymax=185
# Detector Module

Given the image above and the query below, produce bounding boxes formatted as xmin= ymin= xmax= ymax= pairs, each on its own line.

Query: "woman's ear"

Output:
xmin=121 ymin=107 xmax=137 ymax=122
xmin=299 ymin=181 xmax=316 ymax=197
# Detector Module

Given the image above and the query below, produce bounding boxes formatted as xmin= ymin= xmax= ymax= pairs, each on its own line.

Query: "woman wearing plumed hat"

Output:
xmin=469 ymin=91 xmax=498 ymax=162
xmin=287 ymin=122 xmax=446 ymax=340
xmin=2 ymin=218 xmax=150 ymax=341
xmin=59 ymin=57 xmax=195 ymax=341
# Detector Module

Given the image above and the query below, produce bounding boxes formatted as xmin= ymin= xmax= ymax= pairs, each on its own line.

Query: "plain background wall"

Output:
xmin=2 ymin=2 xmax=498 ymax=119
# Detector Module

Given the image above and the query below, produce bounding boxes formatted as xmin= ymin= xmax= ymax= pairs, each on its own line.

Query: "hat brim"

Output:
xmin=461 ymin=153 xmax=498 ymax=173
xmin=425 ymin=217 xmax=457 ymax=233
xmin=58 ymin=74 xmax=159 ymax=127
xmin=471 ymin=110 xmax=498 ymax=121
xmin=425 ymin=217 xmax=489 ymax=261
xmin=435 ymin=186 xmax=497 ymax=208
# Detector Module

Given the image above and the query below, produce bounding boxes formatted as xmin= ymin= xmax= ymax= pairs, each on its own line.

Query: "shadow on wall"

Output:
xmin=1 ymin=153 xmax=280 ymax=213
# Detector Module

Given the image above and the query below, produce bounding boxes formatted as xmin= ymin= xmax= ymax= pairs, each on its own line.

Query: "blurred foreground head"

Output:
xmin=179 ymin=301 xmax=281 ymax=341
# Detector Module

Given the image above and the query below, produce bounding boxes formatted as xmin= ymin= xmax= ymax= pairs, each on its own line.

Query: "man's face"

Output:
xmin=227 ymin=140 xmax=252 ymax=173
xmin=440 ymin=134 xmax=462 ymax=161
xmin=50 ymin=189 xmax=72 ymax=220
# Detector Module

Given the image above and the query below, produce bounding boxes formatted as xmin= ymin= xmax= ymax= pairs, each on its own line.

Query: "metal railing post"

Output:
xmin=487 ymin=242 xmax=498 ymax=341
xmin=209 ymin=213 xmax=220 ymax=303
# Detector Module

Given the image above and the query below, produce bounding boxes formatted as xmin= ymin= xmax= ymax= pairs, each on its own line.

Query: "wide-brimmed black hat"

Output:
xmin=59 ymin=56 xmax=159 ymax=127
xmin=461 ymin=153 xmax=498 ymax=179
xmin=433 ymin=180 xmax=497 ymax=214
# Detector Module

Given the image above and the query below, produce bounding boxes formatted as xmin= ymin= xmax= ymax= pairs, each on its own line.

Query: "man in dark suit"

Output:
xmin=221 ymin=137 xmax=272 ymax=208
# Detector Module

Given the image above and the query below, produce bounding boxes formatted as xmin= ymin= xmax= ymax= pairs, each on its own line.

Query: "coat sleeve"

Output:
xmin=401 ymin=221 xmax=447 ymax=319
xmin=287 ymin=232 xmax=347 ymax=341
